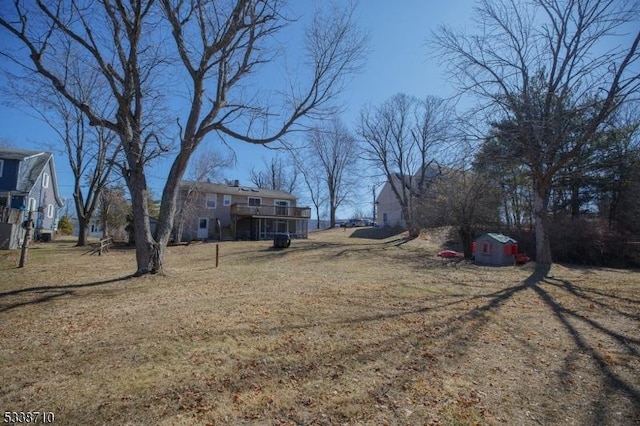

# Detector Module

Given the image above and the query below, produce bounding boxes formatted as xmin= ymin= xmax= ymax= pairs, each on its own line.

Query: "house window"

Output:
xmin=28 ymin=197 xmax=36 ymax=212
xmin=47 ymin=204 xmax=54 ymax=218
xmin=0 ymin=159 xmax=3 ymax=177
xmin=248 ymin=197 xmax=261 ymax=206
xmin=223 ymin=194 xmax=232 ymax=206
xmin=206 ymin=193 xmax=217 ymax=209
xmin=275 ymin=200 xmax=289 ymax=216
xmin=42 ymin=172 xmax=50 ymax=188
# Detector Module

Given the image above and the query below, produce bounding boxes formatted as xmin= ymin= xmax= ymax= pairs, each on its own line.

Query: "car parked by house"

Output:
xmin=344 ymin=218 xmax=366 ymax=227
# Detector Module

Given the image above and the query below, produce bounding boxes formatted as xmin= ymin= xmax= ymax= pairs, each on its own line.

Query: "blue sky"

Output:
xmin=0 ymin=1 xmax=476 ymax=219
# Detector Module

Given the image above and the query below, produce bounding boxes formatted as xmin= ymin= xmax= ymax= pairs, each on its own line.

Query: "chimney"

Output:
xmin=233 ymin=179 xmax=240 ymax=187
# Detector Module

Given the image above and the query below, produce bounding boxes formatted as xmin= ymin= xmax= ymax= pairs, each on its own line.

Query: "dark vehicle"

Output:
xmin=273 ymin=233 xmax=291 ymax=249
xmin=345 ymin=218 xmax=366 ymax=227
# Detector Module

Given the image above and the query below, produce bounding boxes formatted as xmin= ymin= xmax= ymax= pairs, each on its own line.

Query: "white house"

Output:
xmin=375 ymin=165 xmax=443 ymax=228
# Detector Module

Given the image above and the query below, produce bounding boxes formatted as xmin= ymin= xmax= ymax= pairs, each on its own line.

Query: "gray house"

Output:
xmin=175 ymin=180 xmax=310 ymax=241
xmin=473 ymin=233 xmax=518 ymax=266
xmin=0 ymin=147 xmax=64 ymax=248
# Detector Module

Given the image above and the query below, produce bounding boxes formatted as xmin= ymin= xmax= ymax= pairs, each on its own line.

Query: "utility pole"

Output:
xmin=372 ymin=184 xmax=376 ymax=222
xmin=18 ymin=209 xmax=34 ymax=268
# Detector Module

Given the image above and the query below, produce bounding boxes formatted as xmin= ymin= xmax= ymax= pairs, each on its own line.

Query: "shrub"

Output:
xmin=57 ymin=216 xmax=73 ymax=235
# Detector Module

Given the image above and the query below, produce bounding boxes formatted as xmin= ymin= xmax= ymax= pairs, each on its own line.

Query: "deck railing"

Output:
xmin=230 ymin=203 xmax=311 ymax=218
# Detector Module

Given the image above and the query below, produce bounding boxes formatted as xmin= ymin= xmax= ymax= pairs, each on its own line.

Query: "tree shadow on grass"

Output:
xmin=164 ymin=262 xmax=640 ymax=424
xmin=348 ymin=226 xmax=406 ymax=240
xmin=448 ymin=263 xmax=639 ymax=422
xmin=532 ymin=275 xmax=640 ymax=423
xmin=0 ymin=275 xmax=133 ymax=313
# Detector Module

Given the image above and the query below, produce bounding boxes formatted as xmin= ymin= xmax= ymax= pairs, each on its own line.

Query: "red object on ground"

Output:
xmin=437 ymin=250 xmax=461 ymax=258
xmin=515 ymin=253 xmax=530 ymax=264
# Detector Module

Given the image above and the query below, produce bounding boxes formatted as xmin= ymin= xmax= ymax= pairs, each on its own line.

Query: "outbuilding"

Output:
xmin=473 ymin=233 xmax=518 ymax=266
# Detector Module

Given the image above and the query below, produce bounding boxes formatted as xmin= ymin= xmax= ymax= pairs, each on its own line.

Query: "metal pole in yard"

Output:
xmin=216 ymin=243 xmax=219 ymax=268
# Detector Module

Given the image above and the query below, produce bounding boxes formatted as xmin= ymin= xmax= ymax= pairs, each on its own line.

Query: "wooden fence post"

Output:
xmin=18 ymin=210 xmax=34 ymax=268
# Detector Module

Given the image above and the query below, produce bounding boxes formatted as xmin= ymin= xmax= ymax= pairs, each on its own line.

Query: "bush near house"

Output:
xmin=57 ymin=216 xmax=73 ymax=235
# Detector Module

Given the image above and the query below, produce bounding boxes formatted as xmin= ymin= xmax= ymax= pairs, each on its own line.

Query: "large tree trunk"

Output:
xmin=533 ymin=185 xmax=552 ymax=265
xmin=127 ymin=167 xmax=155 ymax=276
xmin=458 ymin=225 xmax=474 ymax=259
xmin=329 ymin=207 xmax=336 ymax=228
xmin=152 ymin=152 xmax=191 ymax=273
xmin=76 ymin=215 xmax=89 ymax=246
xmin=329 ymin=190 xmax=337 ymax=228
xmin=74 ymin=191 xmax=89 ymax=246
xmin=402 ymin=203 xmax=420 ymax=238
xmin=315 ymin=205 xmax=321 ymax=229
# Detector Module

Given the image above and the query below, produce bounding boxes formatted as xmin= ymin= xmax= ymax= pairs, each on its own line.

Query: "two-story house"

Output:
xmin=375 ymin=164 xmax=444 ymax=228
xmin=0 ymin=147 xmax=64 ymax=248
xmin=175 ymin=180 xmax=310 ymax=241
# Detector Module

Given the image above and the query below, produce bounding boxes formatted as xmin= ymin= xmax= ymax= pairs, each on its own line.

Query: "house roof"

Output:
xmin=180 ymin=180 xmax=297 ymax=200
xmin=0 ymin=147 xmax=64 ymax=207
xmin=393 ymin=164 xmax=443 ymax=190
xmin=476 ymin=233 xmax=517 ymax=244
xmin=0 ymin=147 xmax=43 ymax=161
xmin=17 ymin=153 xmax=50 ymax=192
xmin=376 ymin=163 xmax=447 ymax=203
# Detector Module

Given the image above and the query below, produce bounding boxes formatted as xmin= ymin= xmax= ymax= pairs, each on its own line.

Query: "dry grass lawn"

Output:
xmin=1 ymin=228 xmax=639 ymax=425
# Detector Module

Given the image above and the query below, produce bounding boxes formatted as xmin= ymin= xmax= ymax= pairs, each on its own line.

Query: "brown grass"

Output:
xmin=1 ymin=228 xmax=639 ymax=425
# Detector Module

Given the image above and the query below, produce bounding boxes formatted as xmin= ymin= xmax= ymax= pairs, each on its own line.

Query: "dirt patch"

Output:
xmin=1 ymin=234 xmax=639 ymax=425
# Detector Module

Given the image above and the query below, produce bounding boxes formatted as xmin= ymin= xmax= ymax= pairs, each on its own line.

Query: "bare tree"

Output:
xmin=434 ymin=0 xmax=640 ymax=265
xmin=249 ymin=156 xmax=298 ymax=193
xmin=99 ymin=184 xmax=130 ymax=240
xmin=70 ymin=122 xmax=119 ymax=246
xmin=291 ymin=149 xmax=327 ymax=229
xmin=358 ymin=94 xmax=452 ymax=237
xmin=425 ymin=167 xmax=501 ymax=258
xmin=306 ymin=118 xmax=359 ymax=227
xmin=1 ymin=0 xmax=366 ymax=275
xmin=3 ymin=62 xmax=119 ymax=247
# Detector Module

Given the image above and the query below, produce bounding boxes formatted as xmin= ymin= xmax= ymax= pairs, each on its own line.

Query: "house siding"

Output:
xmin=376 ymin=179 xmax=405 ymax=227
xmin=29 ymin=161 xmax=60 ymax=235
